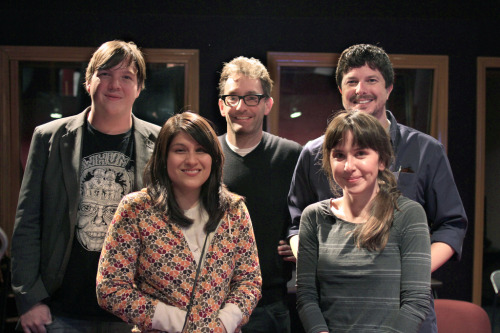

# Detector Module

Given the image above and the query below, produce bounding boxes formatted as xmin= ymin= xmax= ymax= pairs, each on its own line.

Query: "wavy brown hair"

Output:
xmin=144 ymin=112 xmax=240 ymax=232
xmin=322 ymin=110 xmax=400 ymax=251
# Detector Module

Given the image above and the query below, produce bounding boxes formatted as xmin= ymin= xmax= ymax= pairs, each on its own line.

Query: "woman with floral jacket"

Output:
xmin=97 ymin=112 xmax=262 ymax=332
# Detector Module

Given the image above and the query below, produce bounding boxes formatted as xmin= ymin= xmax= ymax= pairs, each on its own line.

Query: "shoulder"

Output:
xmin=120 ymin=189 xmax=154 ymax=209
xmin=304 ymin=135 xmax=324 ymax=150
xmin=393 ymin=196 xmax=427 ymax=228
xmin=396 ymin=122 xmax=445 ymax=153
xmin=34 ymin=111 xmax=86 ymax=137
xmin=132 ymin=116 xmax=161 ymax=137
xmin=261 ymin=132 xmax=302 ymax=154
xmin=301 ymin=135 xmax=324 ymax=158
xmin=302 ymin=199 xmax=331 ymax=219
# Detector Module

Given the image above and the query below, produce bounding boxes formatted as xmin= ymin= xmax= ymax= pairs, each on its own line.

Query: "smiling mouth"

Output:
xmin=182 ymin=169 xmax=201 ymax=175
xmin=346 ymin=177 xmax=361 ymax=183
xmin=234 ymin=116 xmax=252 ymax=120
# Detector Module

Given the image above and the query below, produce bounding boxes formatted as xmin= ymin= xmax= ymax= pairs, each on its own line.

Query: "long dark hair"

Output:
xmin=322 ymin=110 xmax=400 ymax=250
xmin=144 ymin=111 xmax=239 ymax=232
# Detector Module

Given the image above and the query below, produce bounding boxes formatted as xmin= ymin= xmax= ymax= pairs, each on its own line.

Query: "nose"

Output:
xmin=235 ymin=97 xmax=245 ymax=110
xmin=185 ymin=151 xmax=197 ymax=165
xmin=344 ymin=155 xmax=355 ymax=172
xmin=109 ymin=76 xmax=121 ymax=90
xmin=355 ymin=81 xmax=366 ymax=95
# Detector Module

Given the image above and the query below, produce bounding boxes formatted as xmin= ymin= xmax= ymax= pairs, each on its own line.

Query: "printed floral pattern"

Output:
xmin=97 ymin=189 xmax=262 ymax=332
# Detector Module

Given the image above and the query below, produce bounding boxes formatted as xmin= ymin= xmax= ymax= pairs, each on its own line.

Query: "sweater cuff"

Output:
xmin=218 ymin=303 xmax=243 ymax=333
xmin=152 ymin=301 xmax=187 ymax=333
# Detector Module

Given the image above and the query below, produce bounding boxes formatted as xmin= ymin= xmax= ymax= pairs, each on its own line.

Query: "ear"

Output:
xmin=264 ymin=97 xmax=274 ymax=116
xmin=219 ymin=99 xmax=226 ymax=117
xmin=86 ymin=82 xmax=91 ymax=94
xmin=338 ymin=86 xmax=343 ymax=95
xmin=385 ymin=84 xmax=394 ymax=100
xmin=135 ymin=87 xmax=141 ymax=99
xmin=379 ymin=160 xmax=386 ymax=171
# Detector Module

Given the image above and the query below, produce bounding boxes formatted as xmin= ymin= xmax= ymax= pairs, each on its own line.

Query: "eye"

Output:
xmin=196 ymin=147 xmax=207 ymax=153
xmin=355 ymin=149 xmax=369 ymax=157
xmin=332 ymin=151 xmax=345 ymax=160
xmin=246 ymin=95 xmax=259 ymax=102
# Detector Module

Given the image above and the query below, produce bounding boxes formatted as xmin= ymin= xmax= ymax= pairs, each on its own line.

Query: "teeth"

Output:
xmin=183 ymin=169 xmax=200 ymax=174
xmin=357 ymin=100 xmax=371 ymax=104
xmin=235 ymin=117 xmax=251 ymax=120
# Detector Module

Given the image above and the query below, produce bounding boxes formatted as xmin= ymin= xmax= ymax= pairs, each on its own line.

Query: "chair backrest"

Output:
xmin=492 ymin=270 xmax=500 ymax=295
xmin=434 ymin=299 xmax=491 ymax=333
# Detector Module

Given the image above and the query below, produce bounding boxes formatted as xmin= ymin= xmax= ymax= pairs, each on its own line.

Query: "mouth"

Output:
xmin=352 ymin=96 xmax=374 ymax=105
xmin=234 ymin=116 xmax=252 ymax=120
xmin=105 ymin=94 xmax=121 ymax=100
xmin=182 ymin=169 xmax=202 ymax=176
xmin=345 ymin=176 xmax=361 ymax=183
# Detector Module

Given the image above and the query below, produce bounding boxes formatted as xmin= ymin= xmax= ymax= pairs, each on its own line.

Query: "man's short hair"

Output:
xmin=218 ymin=56 xmax=273 ymax=97
xmin=85 ymin=40 xmax=146 ymax=90
xmin=335 ymin=44 xmax=394 ymax=89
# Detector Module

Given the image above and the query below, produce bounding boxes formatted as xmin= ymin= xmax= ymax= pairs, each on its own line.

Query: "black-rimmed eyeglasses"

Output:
xmin=220 ymin=94 xmax=268 ymax=107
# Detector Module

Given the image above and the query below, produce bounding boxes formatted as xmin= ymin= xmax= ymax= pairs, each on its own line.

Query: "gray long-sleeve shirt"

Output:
xmin=297 ymin=196 xmax=431 ymax=333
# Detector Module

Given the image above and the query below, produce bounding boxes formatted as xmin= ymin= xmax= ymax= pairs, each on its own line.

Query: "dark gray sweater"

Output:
xmin=219 ymin=132 xmax=302 ymax=305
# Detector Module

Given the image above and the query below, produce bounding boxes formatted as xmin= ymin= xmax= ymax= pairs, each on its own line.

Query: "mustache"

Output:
xmin=350 ymin=95 xmax=375 ymax=103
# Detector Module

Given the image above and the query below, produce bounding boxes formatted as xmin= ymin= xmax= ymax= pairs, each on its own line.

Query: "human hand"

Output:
xmin=20 ymin=302 xmax=52 ymax=333
xmin=278 ymin=240 xmax=296 ymax=263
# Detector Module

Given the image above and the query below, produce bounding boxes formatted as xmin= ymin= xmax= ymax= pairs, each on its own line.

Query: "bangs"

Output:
xmin=99 ymin=52 xmax=134 ymax=71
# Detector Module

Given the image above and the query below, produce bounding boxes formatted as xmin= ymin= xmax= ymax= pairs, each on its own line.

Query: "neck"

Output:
xmin=87 ymin=108 xmax=133 ymax=135
xmin=174 ymin=189 xmax=201 ymax=211
xmin=339 ymin=187 xmax=378 ymax=223
xmin=377 ymin=110 xmax=390 ymax=130
xmin=226 ymin=129 xmax=263 ymax=149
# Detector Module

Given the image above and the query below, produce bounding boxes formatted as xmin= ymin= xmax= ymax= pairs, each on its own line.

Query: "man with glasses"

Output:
xmin=218 ymin=56 xmax=302 ymax=333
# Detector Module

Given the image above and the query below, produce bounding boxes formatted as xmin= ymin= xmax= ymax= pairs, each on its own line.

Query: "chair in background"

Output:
xmin=492 ymin=270 xmax=500 ymax=331
xmin=434 ymin=299 xmax=491 ymax=333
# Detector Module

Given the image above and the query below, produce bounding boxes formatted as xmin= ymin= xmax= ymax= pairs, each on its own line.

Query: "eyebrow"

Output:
xmin=225 ymin=90 xmax=262 ymax=95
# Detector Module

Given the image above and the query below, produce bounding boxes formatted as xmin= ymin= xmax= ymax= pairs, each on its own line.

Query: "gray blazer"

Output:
xmin=10 ymin=108 xmax=160 ymax=315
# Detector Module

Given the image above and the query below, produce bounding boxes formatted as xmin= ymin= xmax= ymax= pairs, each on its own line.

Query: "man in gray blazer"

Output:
xmin=11 ymin=40 xmax=161 ymax=333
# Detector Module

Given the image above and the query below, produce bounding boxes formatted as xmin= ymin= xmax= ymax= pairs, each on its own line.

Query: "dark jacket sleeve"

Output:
xmin=11 ymin=129 xmax=51 ymax=314
xmin=287 ymin=138 xmax=331 ymax=239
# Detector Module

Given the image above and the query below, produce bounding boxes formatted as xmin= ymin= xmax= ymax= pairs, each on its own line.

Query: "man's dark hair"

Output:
xmin=336 ymin=44 xmax=394 ymax=88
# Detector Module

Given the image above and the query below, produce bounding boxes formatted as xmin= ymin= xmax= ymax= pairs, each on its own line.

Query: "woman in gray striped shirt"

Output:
xmin=296 ymin=110 xmax=431 ymax=333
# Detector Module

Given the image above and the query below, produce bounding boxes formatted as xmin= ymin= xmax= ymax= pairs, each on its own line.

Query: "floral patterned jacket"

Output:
xmin=96 ymin=189 xmax=262 ymax=332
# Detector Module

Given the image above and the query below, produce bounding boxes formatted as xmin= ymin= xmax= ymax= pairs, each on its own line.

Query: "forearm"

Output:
xmin=289 ymin=234 xmax=299 ymax=259
xmin=224 ymin=206 xmax=262 ymax=326
xmin=430 ymin=242 xmax=455 ymax=272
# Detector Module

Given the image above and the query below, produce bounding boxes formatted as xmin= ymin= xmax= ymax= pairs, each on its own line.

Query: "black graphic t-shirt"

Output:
xmin=50 ymin=121 xmax=135 ymax=319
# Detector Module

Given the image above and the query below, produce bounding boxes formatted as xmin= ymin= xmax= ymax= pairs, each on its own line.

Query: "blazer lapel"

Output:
xmin=133 ymin=116 xmax=156 ymax=190
xmin=60 ymin=111 xmax=86 ymax=228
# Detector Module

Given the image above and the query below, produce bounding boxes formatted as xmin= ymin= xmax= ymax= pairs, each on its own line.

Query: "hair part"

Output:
xmin=322 ymin=110 xmax=400 ymax=251
xmin=85 ymin=40 xmax=147 ymax=90
xmin=218 ymin=56 xmax=273 ymax=97
xmin=335 ymin=44 xmax=394 ymax=89
xmin=144 ymin=112 xmax=239 ymax=232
